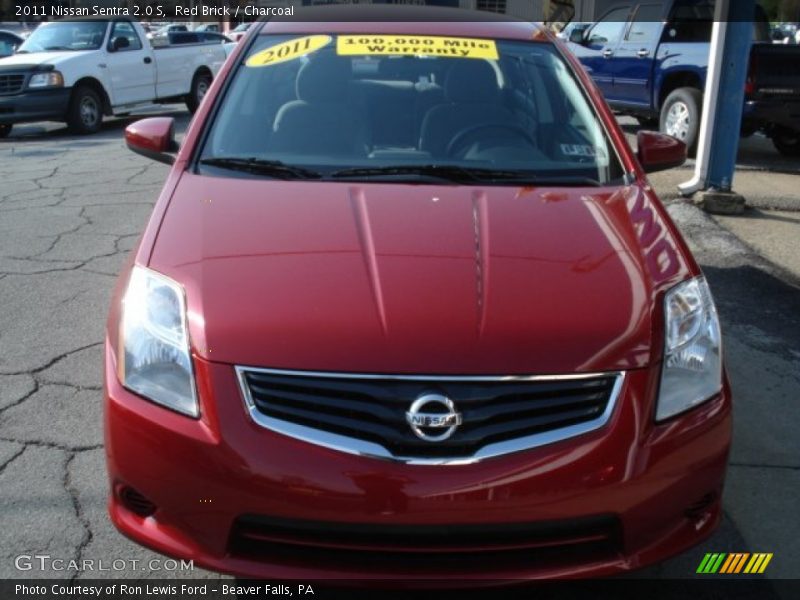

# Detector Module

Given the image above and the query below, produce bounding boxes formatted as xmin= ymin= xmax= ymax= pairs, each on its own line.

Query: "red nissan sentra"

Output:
xmin=105 ymin=7 xmax=731 ymax=580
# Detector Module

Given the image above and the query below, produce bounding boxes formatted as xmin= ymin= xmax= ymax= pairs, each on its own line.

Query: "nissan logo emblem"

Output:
xmin=405 ymin=393 xmax=462 ymax=442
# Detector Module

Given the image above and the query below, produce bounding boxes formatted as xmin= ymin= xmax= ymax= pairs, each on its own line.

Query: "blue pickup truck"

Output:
xmin=567 ymin=0 xmax=800 ymax=156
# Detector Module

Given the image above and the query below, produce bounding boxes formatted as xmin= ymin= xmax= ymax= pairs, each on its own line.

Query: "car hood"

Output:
xmin=0 ymin=51 xmax=87 ymax=68
xmin=149 ymin=174 xmax=691 ymax=374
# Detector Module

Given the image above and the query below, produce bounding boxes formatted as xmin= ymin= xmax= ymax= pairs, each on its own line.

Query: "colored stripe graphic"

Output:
xmin=698 ymin=553 xmax=727 ymax=573
xmin=697 ymin=553 xmax=713 ymax=573
xmin=710 ymin=553 xmax=726 ymax=573
xmin=745 ymin=553 xmax=774 ymax=574
xmin=711 ymin=552 xmax=728 ymax=573
xmin=703 ymin=553 xmax=719 ymax=573
xmin=758 ymin=554 xmax=773 ymax=573
xmin=699 ymin=552 xmax=772 ymax=574
xmin=733 ymin=553 xmax=750 ymax=573
xmin=723 ymin=553 xmax=738 ymax=573
xmin=721 ymin=553 xmax=740 ymax=573
xmin=719 ymin=554 xmax=736 ymax=573
xmin=744 ymin=554 xmax=760 ymax=573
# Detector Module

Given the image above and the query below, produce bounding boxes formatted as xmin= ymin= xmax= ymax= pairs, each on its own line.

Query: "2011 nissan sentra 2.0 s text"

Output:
xmin=104 ymin=7 xmax=732 ymax=581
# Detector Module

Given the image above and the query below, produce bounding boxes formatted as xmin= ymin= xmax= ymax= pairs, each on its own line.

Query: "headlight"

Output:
xmin=27 ymin=71 xmax=64 ymax=89
xmin=657 ymin=276 xmax=722 ymax=421
xmin=119 ymin=266 xmax=198 ymax=417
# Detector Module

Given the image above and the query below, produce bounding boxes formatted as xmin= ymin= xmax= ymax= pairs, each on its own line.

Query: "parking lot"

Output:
xmin=0 ymin=109 xmax=798 ymax=587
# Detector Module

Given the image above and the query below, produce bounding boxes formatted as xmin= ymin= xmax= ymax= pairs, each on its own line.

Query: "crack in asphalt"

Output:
xmin=102 ymin=233 xmax=142 ymax=263
xmin=0 ymin=262 xmax=90 ymax=276
xmin=54 ymin=290 xmax=86 ymax=308
xmin=0 ymin=167 xmax=63 ymax=204
xmin=64 ymin=451 xmax=94 ymax=582
xmin=0 ymin=433 xmax=99 ymax=581
xmin=0 ymin=444 xmax=26 ymax=477
xmin=0 ymin=344 xmax=104 ymax=437
xmin=125 ymin=165 xmax=150 ymax=185
xmin=6 ymin=256 xmax=82 ymax=265
xmin=82 ymin=269 xmax=118 ymax=278
xmin=0 ymin=195 xmax=157 ymax=210
xmin=0 ymin=341 xmax=104 ymax=379
xmin=0 ymin=379 xmax=41 ymax=418
xmin=0 ymin=197 xmax=145 ymax=275
xmin=0 ymin=437 xmax=103 ymax=453
xmin=24 ymin=207 xmax=92 ymax=260
xmin=0 ymin=234 xmax=129 ymax=275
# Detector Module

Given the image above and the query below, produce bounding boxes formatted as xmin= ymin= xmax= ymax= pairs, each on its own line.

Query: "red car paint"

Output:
xmin=105 ymin=13 xmax=731 ymax=581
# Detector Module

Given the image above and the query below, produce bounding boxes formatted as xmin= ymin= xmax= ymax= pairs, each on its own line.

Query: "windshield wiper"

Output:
xmin=331 ymin=165 xmax=523 ymax=183
xmin=43 ymin=46 xmax=73 ymax=51
xmin=506 ymin=175 xmax=603 ymax=186
xmin=331 ymin=164 xmax=601 ymax=186
xmin=199 ymin=157 xmax=322 ymax=180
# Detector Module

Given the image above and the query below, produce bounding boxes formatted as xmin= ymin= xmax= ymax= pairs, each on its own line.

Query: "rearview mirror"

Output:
xmin=125 ymin=118 xmax=178 ymax=165
xmin=637 ymin=130 xmax=687 ymax=173
xmin=111 ymin=36 xmax=130 ymax=52
xmin=569 ymin=28 xmax=587 ymax=44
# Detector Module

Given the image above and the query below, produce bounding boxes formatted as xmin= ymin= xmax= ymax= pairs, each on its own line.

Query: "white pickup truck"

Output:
xmin=0 ymin=18 xmax=227 ymax=137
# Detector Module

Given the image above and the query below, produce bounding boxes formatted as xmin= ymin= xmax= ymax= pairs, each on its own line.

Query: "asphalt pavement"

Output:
xmin=0 ymin=111 xmax=798 ymax=589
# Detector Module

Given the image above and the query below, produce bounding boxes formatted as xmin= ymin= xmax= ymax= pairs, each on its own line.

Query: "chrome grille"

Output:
xmin=0 ymin=74 xmax=25 ymax=95
xmin=236 ymin=367 xmax=624 ymax=464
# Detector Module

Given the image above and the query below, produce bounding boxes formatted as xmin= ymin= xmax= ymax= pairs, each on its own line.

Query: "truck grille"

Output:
xmin=229 ymin=514 xmax=622 ymax=573
xmin=0 ymin=74 xmax=25 ymax=95
xmin=236 ymin=367 xmax=623 ymax=464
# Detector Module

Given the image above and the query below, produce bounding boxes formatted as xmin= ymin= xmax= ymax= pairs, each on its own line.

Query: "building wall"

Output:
xmin=572 ymin=0 xmax=596 ymax=21
xmin=507 ymin=0 xmax=544 ymax=19
xmin=589 ymin=0 xmax=624 ymax=20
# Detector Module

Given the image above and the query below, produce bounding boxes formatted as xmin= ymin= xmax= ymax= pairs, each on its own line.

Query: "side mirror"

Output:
xmin=637 ymin=130 xmax=687 ymax=173
xmin=569 ymin=28 xmax=587 ymax=44
xmin=125 ymin=118 xmax=178 ymax=165
xmin=111 ymin=36 xmax=130 ymax=51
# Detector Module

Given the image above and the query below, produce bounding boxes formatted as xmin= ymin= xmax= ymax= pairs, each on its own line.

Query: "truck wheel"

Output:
xmin=186 ymin=71 xmax=212 ymax=114
xmin=772 ymin=128 xmax=800 ymax=157
xmin=0 ymin=124 xmax=11 ymax=138
xmin=660 ymin=87 xmax=702 ymax=157
xmin=66 ymin=86 xmax=103 ymax=134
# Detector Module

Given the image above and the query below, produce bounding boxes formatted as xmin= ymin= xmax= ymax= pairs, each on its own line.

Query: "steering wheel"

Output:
xmin=446 ymin=123 xmax=537 ymax=158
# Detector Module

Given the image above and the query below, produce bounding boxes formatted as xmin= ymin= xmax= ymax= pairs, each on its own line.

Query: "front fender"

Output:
xmin=651 ymin=41 xmax=710 ymax=108
xmin=48 ymin=51 xmax=114 ymax=105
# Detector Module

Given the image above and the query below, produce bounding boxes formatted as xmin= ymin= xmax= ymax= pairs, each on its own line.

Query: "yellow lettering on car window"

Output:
xmin=337 ymin=35 xmax=499 ymax=60
xmin=246 ymin=35 xmax=332 ymax=68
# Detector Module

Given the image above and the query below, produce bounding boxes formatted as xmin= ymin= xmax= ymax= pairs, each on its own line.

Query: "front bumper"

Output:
xmin=104 ymin=344 xmax=732 ymax=581
xmin=0 ymin=88 xmax=71 ymax=125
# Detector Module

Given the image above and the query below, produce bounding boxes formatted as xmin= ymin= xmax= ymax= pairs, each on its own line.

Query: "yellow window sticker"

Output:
xmin=246 ymin=35 xmax=332 ymax=68
xmin=337 ymin=35 xmax=499 ymax=60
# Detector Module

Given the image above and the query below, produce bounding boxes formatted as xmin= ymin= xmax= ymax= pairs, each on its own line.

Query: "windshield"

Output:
xmin=18 ymin=21 xmax=107 ymax=52
xmin=200 ymin=33 xmax=625 ymax=184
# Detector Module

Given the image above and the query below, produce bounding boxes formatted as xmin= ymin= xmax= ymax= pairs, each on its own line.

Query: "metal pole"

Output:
xmin=678 ymin=0 xmax=755 ymax=212
xmin=678 ymin=18 xmax=726 ymax=197
xmin=704 ymin=5 xmax=753 ymax=191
